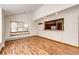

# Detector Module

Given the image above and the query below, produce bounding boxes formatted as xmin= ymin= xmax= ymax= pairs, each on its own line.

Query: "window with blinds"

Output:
xmin=10 ymin=21 xmax=29 ymax=36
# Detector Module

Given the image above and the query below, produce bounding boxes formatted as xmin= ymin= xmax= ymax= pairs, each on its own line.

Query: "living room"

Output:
xmin=0 ymin=4 xmax=79 ymax=55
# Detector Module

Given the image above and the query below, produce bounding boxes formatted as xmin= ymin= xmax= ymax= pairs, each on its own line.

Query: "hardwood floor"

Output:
xmin=0 ymin=36 xmax=79 ymax=55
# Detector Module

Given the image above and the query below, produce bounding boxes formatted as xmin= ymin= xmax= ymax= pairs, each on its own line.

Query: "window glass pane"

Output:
xmin=18 ymin=22 xmax=23 ymax=28
xmin=11 ymin=22 xmax=17 ymax=32
xmin=24 ymin=28 xmax=28 ymax=32
xmin=11 ymin=27 xmax=17 ymax=32
xmin=24 ymin=24 xmax=28 ymax=28
xmin=11 ymin=22 xmax=17 ymax=27
xmin=24 ymin=24 xmax=29 ymax=32
xmin=18 ymin=28 xmax=23 ymax=31
xmin=17 ymin=22 xmax=24 ymax=31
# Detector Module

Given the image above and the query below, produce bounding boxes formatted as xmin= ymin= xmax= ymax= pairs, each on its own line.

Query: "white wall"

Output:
xmin=5 ymin=13 xmax=36 ymax=40
xmin=35 ymin=5 xmax=79 ymax=47
xmin=33 ymin=4 xmax=76 ymax=20
xmin=0 ymin=8 xmax=6 ymax=50
xmin=2 ymin=10 xmax=6 ymax=42
xmin=78 ymin=16 xmax=79 ymax=46
xmin=0 ymin=8 xmax=6 ymax=43
xmin=0 ymin=8 xmax=2 ymax=43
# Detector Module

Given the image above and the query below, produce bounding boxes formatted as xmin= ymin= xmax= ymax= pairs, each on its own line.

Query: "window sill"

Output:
xmin=10 ymin=32 xmax=30 ymax=36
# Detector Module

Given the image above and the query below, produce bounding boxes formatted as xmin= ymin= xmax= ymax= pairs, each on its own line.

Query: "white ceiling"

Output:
xmin=0 ymin=4 xmax=43 ymax=16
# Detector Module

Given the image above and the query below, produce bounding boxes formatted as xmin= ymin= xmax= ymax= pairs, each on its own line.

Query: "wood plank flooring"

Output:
xmin=0 ymin=36 xmax=79 ymax=55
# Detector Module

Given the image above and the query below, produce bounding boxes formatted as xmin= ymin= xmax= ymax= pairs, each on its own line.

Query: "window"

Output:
xmin=11 ymin=22 xmax=18 ymax=32
xmin=18 ymin=22 xmax=24 ymax=32
xmin=24 ymin=24 xmax=29 ymax=32
xmin=10 ymin=21 xmax=29 ymax=36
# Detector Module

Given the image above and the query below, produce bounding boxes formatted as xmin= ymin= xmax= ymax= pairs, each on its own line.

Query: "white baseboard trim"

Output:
xmin=37 ymin=35 xmax=79 ymax=47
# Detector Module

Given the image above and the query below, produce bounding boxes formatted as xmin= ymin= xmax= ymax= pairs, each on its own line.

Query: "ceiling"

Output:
xmin=0 ymin=4 xmax=43 ymax=16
